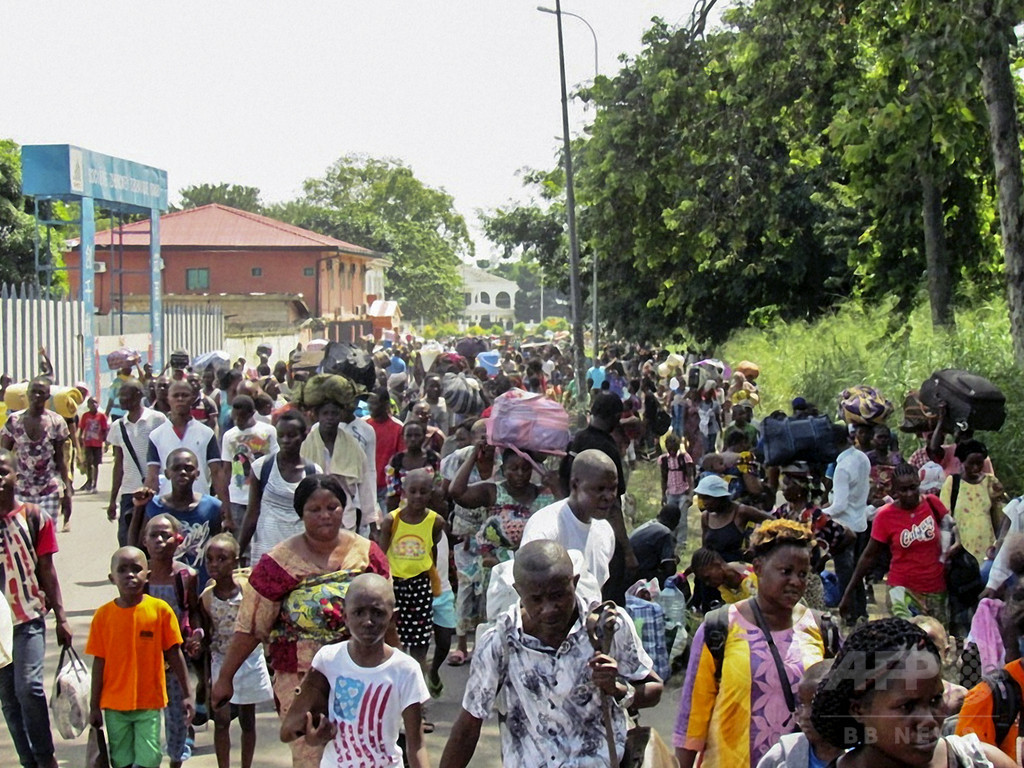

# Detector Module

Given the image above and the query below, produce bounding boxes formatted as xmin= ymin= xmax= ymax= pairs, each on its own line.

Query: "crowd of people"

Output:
xmin=0 ymin=339 xmax=1022 ymax=767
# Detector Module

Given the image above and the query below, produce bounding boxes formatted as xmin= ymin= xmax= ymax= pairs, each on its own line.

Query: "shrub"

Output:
xmin=720 ymin=294 xmax=1024 ymax=494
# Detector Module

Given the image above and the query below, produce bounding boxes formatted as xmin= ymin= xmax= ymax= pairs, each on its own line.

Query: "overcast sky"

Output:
xmin=1 ymin=2 xmax=711 ymax=256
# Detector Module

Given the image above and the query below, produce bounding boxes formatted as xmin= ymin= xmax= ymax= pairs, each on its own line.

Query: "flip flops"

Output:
xmin=446 ymin=650 xmax=470 ymax=667
xmin=426 ymin=673 xmax=444 ymax=699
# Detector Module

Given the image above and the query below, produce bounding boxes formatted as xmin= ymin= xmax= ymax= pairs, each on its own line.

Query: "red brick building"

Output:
xmin=65 ymin=204 xmax=389 ymax=324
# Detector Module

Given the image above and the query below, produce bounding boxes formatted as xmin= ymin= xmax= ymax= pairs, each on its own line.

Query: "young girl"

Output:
xmin=386 ymin=421 xmax=441 ymax=512
xmin=381 ymin=469 xmax=444 ymax=676
xmin=811 ymin=618 xmax=1014 ymax=767
xmin=143 ymin=513 xmax=201 ymax=768
xmin=188 ymin=533 xmax=272 ymax=768
xmin=237 ymin=410 xmax=320 ymax=564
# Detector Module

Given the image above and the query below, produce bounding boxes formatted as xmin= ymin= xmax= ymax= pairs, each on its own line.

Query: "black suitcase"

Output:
xmin=757 ymin=415 xmax=838 ymax=466
xmin=919 ymin=369 xmax=1006 ymax=432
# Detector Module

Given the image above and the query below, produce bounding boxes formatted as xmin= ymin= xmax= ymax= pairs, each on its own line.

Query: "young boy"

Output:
xmin=129 ymin=447 xmax=222 ymax=585
xmin=281 ymin=572 xmax=430 ymax=768
xmin=87 ymin=546 xmax=193 ymax=768
xmin=78 ymin=397 xmax=109 ymax=493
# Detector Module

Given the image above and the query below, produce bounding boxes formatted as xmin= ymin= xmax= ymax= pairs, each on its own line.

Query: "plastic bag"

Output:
xmin=86 ymin=726 xmax=111 ymax=768
xmin=50 ymin=645 xmax=90 ymax=739
xmin=105 ymin=347 xmax=140 ymax=371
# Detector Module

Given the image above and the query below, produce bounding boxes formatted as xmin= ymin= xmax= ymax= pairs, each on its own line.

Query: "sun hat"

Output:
xmin=694 ymin=475 xmax=731 ymax=498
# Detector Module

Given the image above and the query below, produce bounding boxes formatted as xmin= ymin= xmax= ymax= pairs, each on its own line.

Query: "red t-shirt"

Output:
xmin=79 ymin=411 xmax=109 ymax=448
xmin=366 ymin=416 xmax=405 ymax=490
xmin=871 ymin=495 xmax=948 ymax=594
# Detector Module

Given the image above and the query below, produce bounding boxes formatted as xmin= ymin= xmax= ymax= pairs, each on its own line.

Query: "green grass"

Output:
xmin=718 ymin=292 xmax=1024 ymax=494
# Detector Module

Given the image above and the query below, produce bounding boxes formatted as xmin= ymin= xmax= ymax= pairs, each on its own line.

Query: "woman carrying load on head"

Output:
xmin=450 ymin=444 xmax=558 ymax=568
xmin=675 ymin=519 xmax=836 ymax=768
xmin=295 ymin=374 xmax=369 ymax=534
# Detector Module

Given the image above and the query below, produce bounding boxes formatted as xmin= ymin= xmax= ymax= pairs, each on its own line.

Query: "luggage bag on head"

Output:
xmin=919 ymin=369 xmax=1006 ymax=432
xmin=322 ymin=342 xmax=376 ymax=390
xmin=757 ymin=415 xmax=838 ymax=467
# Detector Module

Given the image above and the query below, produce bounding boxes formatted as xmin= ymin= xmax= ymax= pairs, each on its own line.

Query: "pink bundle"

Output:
xmin=486 ymin=388 xmax=570 ymax=456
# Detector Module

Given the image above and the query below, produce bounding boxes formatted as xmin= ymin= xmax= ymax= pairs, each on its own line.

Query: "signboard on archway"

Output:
xmin=21 ymin=144 xmax=167 ymax=393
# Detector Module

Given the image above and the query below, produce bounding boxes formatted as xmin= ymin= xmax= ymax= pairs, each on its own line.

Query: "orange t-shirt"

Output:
xmin=956 ymin=659 xmax=1024 ymax=760
xmin=86 ymin=594 xmax=183 ymax=711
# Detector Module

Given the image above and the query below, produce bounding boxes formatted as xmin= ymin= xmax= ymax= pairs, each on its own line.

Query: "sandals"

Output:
xmin=446 ymin=650 xmax=470 ymax=667
xmin=426 ymin=673 xmax=444 ymax=699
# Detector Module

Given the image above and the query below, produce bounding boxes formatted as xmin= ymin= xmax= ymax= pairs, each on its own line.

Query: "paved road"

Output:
xmin=1 ymin=461 xmax=683 ymax=766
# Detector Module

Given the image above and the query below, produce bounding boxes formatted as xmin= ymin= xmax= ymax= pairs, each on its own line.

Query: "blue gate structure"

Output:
xmin=21 ymin=144 xmax=167 ymax=396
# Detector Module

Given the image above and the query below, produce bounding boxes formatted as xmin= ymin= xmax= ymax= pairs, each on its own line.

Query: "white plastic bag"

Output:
xmin=0 ymin=599 xmax=12 ymax=669
xmin=50 ymin=645 xmax=90 ymax=739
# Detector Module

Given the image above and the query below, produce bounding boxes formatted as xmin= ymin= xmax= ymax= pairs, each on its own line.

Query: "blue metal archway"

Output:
xmin=21 ymin=144 xmax=167 ymax=393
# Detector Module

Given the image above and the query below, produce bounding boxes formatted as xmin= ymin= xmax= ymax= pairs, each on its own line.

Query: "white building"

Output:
xmin=459 ymin=264 xmax=519 ymax=329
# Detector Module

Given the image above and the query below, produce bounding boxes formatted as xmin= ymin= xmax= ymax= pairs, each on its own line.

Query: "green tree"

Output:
xmin=0 ymin=139 xmax=37 ymax=284
xmin=174 ymin=183 xmax=264 ymax=213
xmin=274 ymin=154 xmax=472 ymax=322
xmin=0 ymin=139 xmax=68 ymax=289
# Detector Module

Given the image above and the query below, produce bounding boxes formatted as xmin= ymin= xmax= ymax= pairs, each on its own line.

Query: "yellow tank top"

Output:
xmin=388 ymin=509 xmax=438 ymax=579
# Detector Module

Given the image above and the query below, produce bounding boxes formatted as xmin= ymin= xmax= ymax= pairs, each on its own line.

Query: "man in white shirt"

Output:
xmin=822 ymin=424 xmax=872 ymax=623
xmin=106 ymin=380 xmax=166 ymax=546
xmin=146 ymin=380 xmax=225 ymax=518
xmin=520 ymin=449 xmax=618 ymax=592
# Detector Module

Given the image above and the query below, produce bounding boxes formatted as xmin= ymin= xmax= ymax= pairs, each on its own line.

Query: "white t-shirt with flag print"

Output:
xmin=311 ymin=641 xmax=429 ymax=768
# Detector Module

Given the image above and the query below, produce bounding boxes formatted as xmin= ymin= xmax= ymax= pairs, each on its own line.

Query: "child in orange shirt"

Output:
xmin=87 ymin=546 xmax=193 ymax=768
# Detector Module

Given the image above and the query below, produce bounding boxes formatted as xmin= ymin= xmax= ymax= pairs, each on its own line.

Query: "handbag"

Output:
xmin=86 ymin=725 xmax=111 ymax=768
xmin=50 ymin=644 xmax=90 ymax=739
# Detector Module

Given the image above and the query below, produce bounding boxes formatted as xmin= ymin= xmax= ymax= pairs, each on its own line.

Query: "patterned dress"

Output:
xmin=1 ymin=410 xmax=69 ymax=520
xmin=674 ymin=602 xmax=827 ymax=767
xmin=234 ymin=532 xmax=390 ymax=768
xmin=474 ymin=483 xmax=556 ymax=563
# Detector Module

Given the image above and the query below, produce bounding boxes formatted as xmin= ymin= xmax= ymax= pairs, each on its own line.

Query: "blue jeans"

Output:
xmin=0 ymin=618 xmax=55 ymax=768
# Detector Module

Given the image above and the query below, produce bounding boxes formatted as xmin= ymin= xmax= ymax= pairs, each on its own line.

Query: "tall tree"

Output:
xmin=174 ymin=183 xmax=264 ymax=213
xmin=273 ymin=154 xmax=472 ymax=322
xmin=975 ymin=0 xmax=1024 ymax=363
xmin=0 ymin=139 xmax=37 ymax=284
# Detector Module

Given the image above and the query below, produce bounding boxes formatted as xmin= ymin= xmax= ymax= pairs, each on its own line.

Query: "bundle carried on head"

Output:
xmin=837 ymin=385 xmax=893 ymax=426
xmin=294 ymin=373 xmax=358 ymax=410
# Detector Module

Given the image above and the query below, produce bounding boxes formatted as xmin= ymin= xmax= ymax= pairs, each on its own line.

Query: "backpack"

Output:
xmin=703 ymin=603 xmax=841 ymax=684
xmin=258 ymin=455 xmax=318 ymax=493
xmin=982 ymin=667 xmax=1022 ymax=746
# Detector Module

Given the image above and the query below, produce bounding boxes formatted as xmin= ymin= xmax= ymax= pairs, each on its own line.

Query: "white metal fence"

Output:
xmin=1 ymin=285 xmax=225 ymax=387
xmin=0 ymin=282 xmax=84 ymax=384
xmin=164 ymin=303 xmax=224 ymax=360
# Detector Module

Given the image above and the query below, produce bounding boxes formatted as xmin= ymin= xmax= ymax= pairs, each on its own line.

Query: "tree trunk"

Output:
xmin=921 ymin=172 xmax=954 ymax=328
xmin=979 ymin=14 xmax=1024 ymax=365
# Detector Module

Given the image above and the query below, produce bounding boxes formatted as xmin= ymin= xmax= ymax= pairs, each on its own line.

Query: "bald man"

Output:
xmin=519 ymin=449 xmax=618 ymax=592
xmin=441 ymin=540 xmax=661 ymax=768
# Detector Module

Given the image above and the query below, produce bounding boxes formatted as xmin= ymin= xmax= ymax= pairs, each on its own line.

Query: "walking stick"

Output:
xmin=586 ymin=600 xmax=621 ymax=768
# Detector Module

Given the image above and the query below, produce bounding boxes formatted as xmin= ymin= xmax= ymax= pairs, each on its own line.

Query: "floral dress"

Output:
xmin=474 ymin=483 xmax=556 ymax=563
xmin=0 ymin=410 xmax=69 ymax=517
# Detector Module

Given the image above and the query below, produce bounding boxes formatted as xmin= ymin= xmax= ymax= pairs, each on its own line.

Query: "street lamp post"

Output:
xmin=538 ymin=5 xmax=601 ymax=373
xmin=538 ymin=1 xmax=594 ymax=420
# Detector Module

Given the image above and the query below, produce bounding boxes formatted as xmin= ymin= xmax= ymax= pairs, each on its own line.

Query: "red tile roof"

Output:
xmin=83 ymin=204 xmax=377 ymax=255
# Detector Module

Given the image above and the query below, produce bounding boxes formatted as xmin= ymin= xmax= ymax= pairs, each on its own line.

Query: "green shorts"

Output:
xmin=104 ymin=708 xmax=162 ymax=768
